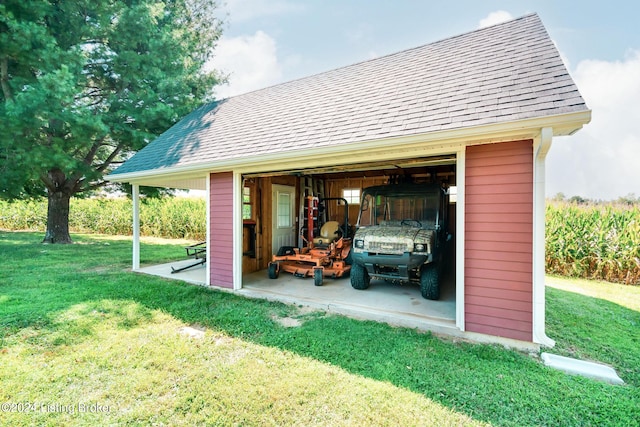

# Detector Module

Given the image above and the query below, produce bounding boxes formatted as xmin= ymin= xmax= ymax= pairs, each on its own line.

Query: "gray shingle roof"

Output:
xmin=110 ymin=13 xmax=588 ymax=177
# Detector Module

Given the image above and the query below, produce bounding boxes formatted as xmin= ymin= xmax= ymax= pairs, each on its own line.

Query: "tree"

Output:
xmin=0 ymin=0 xmax=223 ymax=243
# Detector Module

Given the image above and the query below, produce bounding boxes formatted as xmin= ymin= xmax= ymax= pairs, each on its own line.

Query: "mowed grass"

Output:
xmin=1 ymin=232 xmax=638 ymax=426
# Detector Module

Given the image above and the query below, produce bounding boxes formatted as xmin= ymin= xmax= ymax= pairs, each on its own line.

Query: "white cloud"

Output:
xmin=478 ymin=11 xmax=514 ymax=28
xmin=224 ymin=0 xmax=304 ymax=22
xmin=546 ymin=50 xmax=640 ymax=200
xmin=207 ymin=31 xmax=283 ymax=98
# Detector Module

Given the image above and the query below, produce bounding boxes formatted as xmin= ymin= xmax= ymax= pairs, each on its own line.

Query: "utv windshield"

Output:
xmin=357 ymin=186 xmax=442 ymax=229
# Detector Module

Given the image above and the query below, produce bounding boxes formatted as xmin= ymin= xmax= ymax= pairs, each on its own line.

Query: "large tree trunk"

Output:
xmin=43 ymin=188 xmax=73 ymax=244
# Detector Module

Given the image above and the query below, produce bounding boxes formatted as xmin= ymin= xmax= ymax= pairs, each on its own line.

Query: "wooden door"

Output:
xmin=271 ymin=184 xmax=296 ymax=255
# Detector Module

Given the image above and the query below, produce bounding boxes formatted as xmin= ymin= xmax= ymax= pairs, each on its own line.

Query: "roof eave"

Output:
xmin=106 ymin=109 xmax=591 ymax=187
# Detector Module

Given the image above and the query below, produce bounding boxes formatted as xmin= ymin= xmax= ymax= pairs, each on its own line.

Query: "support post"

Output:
xmin=206 ymin=174 xmax=211 ymax=286
xmin=455 ymin=148 xmax=466 ymax=331
xmin=233 ymin=172 xmax=243 ymax=290
xmin=132 ymin=184 xmax=140 ymax=271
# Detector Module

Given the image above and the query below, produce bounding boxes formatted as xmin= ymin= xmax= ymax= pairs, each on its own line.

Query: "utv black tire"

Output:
xmin=350 ymin=263 xmax=370 ymax=290
xmin=314 ymin=268 xmax=323 ymax=286
xmin=276 ymin=246 xmax=296 ymax=256
xmin=420 ymin=264 xmax=440 ymax=300
xmin=268 ymin=262 xmax=279 ymax=279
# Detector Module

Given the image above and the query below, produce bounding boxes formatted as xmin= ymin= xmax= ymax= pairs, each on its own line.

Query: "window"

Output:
xmin=342 ymin=188 xmax=361 ymax=205
xmin=277 ymin=192 xmax=291 ymax=227
xmin=243 ymin=186 xmax=252 ymax=219
xmin=448 ymin=186 xmax=457 ymax=204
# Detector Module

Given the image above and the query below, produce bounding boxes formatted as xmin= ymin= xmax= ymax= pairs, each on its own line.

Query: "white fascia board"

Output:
xmin=106 ymin=110 xmax=591 ymax=185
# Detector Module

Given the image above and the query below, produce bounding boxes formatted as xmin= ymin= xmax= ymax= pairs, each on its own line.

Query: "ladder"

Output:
xmin=298 ymin=176 xmax=325 ymax=247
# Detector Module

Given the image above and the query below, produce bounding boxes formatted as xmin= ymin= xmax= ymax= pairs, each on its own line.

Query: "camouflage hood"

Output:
xmin=354 ymin=226 xmax=435 ymax=255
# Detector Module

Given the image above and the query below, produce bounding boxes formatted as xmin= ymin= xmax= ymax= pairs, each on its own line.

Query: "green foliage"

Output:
xmin=546 ymin=202 xmax=640 ymax=284
xmin=3 ymin=198 xmax=640 ymax=284
xmin=0 ymin=231 xmax=638 ymax=426
xmin=0 ymin=0 xmax=223 ymax=241
xmin=0 ymin=197 xmax=206 ymax=240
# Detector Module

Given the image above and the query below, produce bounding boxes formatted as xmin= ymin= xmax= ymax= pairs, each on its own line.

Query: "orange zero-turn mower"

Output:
xmin=268 ymin=197 xmax=353 ymax=286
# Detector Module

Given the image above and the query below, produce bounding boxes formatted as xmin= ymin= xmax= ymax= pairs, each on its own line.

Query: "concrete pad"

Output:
xmin=541 ymin=353 xmax=624 ymax=385
xmin=135 ymin=261 xmax=540 ymax=351
xmin=137 ymin=260 xmax=458 ymax=334
xmin=137 ymin=259 xmax=206 ymax=285
xmin=240 ymin=269 xmax=457 ymax=334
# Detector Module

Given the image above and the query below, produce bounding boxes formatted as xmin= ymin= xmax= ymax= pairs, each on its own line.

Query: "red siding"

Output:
xmin=465 ymin=140 xmax=533 ymax=342
xmin=209 ymin=172 xmax=234 ymax=288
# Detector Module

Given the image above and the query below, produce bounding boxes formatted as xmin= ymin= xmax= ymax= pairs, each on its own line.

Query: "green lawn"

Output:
xmin=1 ymin=231 xmax=638 ymax=426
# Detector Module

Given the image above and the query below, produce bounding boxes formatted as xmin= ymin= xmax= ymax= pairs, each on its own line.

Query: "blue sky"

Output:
xmin=209 ymin=1 xmax=640 ymax=200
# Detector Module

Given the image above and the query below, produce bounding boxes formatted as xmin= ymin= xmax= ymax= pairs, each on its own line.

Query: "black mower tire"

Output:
xmin=420 ymin=264 xmax=440 ymax=300
xmin=314 ymin=268 xmax=323 ymax=286
xmin=344 ymin=248 xmax=353 ymax=265
xmin=350 ymin=263 xmax=370 ymax=290
xmin=268 ymin=262 xmax=279 ymax=279
xmin=276 ymin=246 xmax=296 ymax=256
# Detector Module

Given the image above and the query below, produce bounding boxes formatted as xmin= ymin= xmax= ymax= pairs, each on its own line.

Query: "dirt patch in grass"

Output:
xmin=271 ymin=305 xmax=325 ymax=328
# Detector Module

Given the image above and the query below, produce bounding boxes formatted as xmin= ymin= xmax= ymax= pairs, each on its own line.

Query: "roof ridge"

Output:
xmin=109 ymin=11 xmax=588 ymax=179
xmin=216 ymin=13 xmax=541 ymax=100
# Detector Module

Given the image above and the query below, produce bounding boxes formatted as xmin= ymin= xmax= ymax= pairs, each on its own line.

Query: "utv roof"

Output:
xmin=362 ymin=182 xmax=445 ymax=196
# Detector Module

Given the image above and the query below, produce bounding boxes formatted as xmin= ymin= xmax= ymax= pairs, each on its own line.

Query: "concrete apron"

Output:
xmin=137 ymin=260 xmax=458 ymax=336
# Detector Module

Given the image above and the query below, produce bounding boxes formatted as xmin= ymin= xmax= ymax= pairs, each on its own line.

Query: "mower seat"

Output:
xmin=313 ymin=221 xmax=340 ymax=246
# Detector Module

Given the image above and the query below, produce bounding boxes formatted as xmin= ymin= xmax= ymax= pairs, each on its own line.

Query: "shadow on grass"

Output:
xmin=1 ymin=232 xmax=638 ymax=426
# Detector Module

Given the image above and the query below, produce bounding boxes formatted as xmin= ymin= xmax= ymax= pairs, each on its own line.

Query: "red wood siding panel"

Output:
xmin=465 ymin=140 xmax=533 ymax=341
xmin=209 ymin=172 xmax=234 ymax=288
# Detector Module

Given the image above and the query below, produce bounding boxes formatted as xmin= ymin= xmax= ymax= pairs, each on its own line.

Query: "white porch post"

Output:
xmin=455 ymin=148 xmax=466 ymax=331
xmin=205 ymin=174 xmax=211 ymax=286
xmin=232 ymin=172 xmax=243 ymax=290
xmin=532 ymin=127 xmax=555 ymax=347
xmin=132 ymin=183 xmax=140 ymax=271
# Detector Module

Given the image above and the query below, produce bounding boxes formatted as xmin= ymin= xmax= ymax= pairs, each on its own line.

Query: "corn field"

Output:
xmin=0 ymin=197 xmax=206 ymax=241
xmin=1 ymin=198 xmax=638 ymax=284
xmin=546 ymin=203 xmax=640 ymax=285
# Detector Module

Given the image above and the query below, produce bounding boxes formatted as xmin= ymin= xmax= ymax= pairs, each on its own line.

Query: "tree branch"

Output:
xmin=83 ymin=179 xmax=110 ymax=192
xmin=83 ymin=136 xmax=107 ymax=166
xmin=40 ymin=173 xmax=56 ymax=192
xmin=96 ymin=143 xmax=123 ymax=172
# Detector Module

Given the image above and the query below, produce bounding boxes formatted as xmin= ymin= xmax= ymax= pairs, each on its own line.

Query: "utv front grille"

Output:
xmin=367 ymin=241 xmax=408 ymax=254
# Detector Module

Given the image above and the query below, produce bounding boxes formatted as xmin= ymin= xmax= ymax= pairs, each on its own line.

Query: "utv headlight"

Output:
xmin=414 ymin=243 xmax=425 ymax=252
xmin=355 ymin=239 xmax=364 ymax=249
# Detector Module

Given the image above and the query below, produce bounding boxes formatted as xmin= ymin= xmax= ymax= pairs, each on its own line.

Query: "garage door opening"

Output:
xmin=239 ymin=157 xmax=457 ymax=331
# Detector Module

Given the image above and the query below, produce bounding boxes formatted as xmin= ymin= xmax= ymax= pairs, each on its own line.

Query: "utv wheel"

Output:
xmin=420 ymin=264 xmax=440 ymax=300
xmin=268 ymin=262 xmax=279 ymax=279
xmin=350 ymin=263 xmax=370 ymax=290
xmin=314 ymin=268 xmax=323 ymax=286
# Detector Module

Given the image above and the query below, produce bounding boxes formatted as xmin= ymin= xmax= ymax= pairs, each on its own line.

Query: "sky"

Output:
xmin=207 ymin=1 xmax=640 ymax=201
